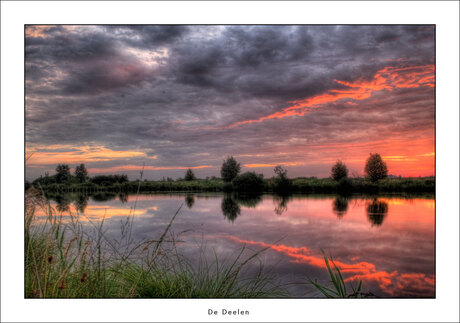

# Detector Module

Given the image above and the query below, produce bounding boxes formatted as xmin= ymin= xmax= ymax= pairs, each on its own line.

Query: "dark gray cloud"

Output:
xmin=25 ymin=25 xmax=435 ymax=180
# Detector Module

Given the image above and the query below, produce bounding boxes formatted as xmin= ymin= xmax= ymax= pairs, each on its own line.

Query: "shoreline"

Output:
xmin=30 ymin=176 xmax=435 ymax=195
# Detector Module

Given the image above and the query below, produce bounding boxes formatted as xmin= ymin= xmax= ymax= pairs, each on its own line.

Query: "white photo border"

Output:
xmin=1 ymin=1 xmax=459 ymax=322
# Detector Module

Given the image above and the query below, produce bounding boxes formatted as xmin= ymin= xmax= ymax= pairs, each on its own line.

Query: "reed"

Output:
xmin=308 ymin=254 xmax=377 ymax=298
xmin=24 ymin=188 xmax=284 ymax=298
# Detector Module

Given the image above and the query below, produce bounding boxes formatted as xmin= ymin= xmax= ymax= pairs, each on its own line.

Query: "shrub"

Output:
xmin=91 ymin=174 xmax=129 ymax=186
xmin=337 ymin=177 xmax=352 ymax=194
xmin=221 ymin=156 xmax=241 ymax=182
xmin=222 ymin=182 xmax=234 ymax=192
xmin=365 ymin=153 xmax=388 ymax=182
xmin=232 ymin=172 xmax=264 ymax=192
xmin=331 ymin=160 xmax=348 ymax=181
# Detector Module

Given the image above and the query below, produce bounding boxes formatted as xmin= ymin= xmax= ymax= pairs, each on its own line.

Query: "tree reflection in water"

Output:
xmin=74 ymin=194 xmax=89 ymax=213
xmin=118 ymin=192 xmax=129 ymax=204
xmin=221 ymin=194 xmax=241 ymax=222
xmin=185 ymin=194 xmax=195 ymax=209
xmin=273 ymin=194 xmax=292 ymax=215
xmin=332 ymin=196 xmax=349 ymax=218
xmin=91 ymin=192 xmax=117 ymax=202
xmin=55 ymin=194 xmax=71 ymax=213
xmin=366 ymin=198 xmax=389 ymax=226
xmin=234 ymin=193 xmax=262 ymax=208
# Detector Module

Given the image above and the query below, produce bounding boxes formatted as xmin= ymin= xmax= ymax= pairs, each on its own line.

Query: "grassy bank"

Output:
xmin=32 ymin=176 xmax=435 ymax=195
xmin=25 ymin=188 xmax=285 ymax=298
xmin=290 ymin=177 xmax=435 ymax=194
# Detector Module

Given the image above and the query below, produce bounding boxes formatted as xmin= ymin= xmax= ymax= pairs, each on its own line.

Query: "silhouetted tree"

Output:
xmin=366 ymin=198 xmax=388 ymax=226
xmin=365 ymin=153 xmax=388 ymax=182
xmin=331 ymin=160 xmax=348 ymax=181
xmin=221 ymin=156 xmax=241 ymax=182
xmin=221 ymin=194 xmax=241 ymax=222
xmin=273 ymin=165 xmax=293 ymax=193
xmin=274 ymin=165 xmax=287 ymax=178
xmin=75 ymin=164 xmax=88 ymax=183
xmin=55 ymin=164 xmax=71 ymax=183
xmin=185 ymin=194 xmax=195 ymax=209
xmin=332 ymin=196 xmax=349 ymax=218
xmin=184 ymin=168 xmax=196 ymax=181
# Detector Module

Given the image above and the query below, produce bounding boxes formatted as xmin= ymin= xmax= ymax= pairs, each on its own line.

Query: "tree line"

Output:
xmin=331 ymin=153 xmax=388 ymax=182
xmin=28 ymin=152 xmax=435 ymax=194
xmin=32 ymin=153 xmax=388 ymax=187
xmin=31 ymin=163 xmax=129 ymax=187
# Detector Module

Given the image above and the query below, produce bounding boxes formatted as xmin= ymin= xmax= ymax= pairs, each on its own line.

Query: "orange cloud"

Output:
xmin=26 ymin=144 xmax=147 ymax=165
xmin=88 ymin=164 xmax=214 ymax=173
xmin=25 ymin=25 xmax=80 ymax=38
xmin=226 ymin=64 xmax=434 ymax=128
xmin=25 ymin=25 xmax=56 ymax=38
xmin=244 ymin=162 xmax=301 ymax=168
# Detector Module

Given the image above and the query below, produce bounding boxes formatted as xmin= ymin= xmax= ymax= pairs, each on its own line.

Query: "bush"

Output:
xmin=91 ymin=174 xmax=129 ymax=186
xmin=337 ymin=177 xmax=352 ymax=194
xmin=365 ymin=153 xmax=388 ymax=182
xmin=222 ymin=182 xmax=234 ymax=192
xmin=331 ymin=160 xmax=348 ymax=181
xmin=232 ymin=172 xmax=264 ymax=192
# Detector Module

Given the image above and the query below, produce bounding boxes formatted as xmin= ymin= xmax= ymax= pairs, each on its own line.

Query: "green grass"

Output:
xmin=291 ymin=177 xmax=435 ymax=194
xmin=25 ymin=188 xmax=285 ymax=298
xmin=308 ymin=254 xmax=378 ymax=298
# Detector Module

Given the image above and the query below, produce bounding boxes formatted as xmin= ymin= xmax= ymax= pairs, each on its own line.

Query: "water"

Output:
xmin=40 ymin=192 xmax=435 ymax=298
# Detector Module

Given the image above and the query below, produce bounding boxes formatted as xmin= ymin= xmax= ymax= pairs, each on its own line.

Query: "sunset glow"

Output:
xmin=26 ymin=145 xmax=147 ymax=165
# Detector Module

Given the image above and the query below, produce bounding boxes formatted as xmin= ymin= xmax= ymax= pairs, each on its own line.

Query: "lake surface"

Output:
xmin=39 ymin=192 xmax=435 ymax=298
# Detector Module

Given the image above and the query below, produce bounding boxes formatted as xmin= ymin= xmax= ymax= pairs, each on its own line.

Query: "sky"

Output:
xmin=25 ymin=25 xmax=435 ymax=180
